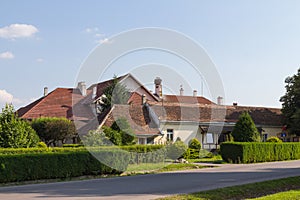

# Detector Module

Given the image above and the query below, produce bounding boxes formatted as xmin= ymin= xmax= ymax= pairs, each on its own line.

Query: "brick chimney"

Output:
xmin=193 ymin=90 xmax=197 ymax=97
xmin=180 ymin=85 xmax=184 ymax=96
xmin=77 ymin=81 xmax=87 ymax=96
xmin=154 ymin=77 xmax=162 ymax=97
xmin=43 ymin=87 xmax=48 ymax=97
xmin=217 ymin=96 xmax=223 ymax=105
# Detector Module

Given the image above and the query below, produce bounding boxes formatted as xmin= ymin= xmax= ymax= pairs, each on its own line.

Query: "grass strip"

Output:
xmin=159 ymin=176 xmax=300 ymax=200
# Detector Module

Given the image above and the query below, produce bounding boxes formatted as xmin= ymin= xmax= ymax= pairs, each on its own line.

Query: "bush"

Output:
xmin=0 ymin=149 xmax=130 ymax=183
xmin=31 ymin=117 xmax=76 ymax=146
xmin=166 ymin=141 xmax=188 ymax=160
xmin=266 ymin=137 xmax=282 ymax=143
xmin=37 ymin=142 xmax=47 ymax=148
xmin=0 ymin=104 xmax=39 ymax=148
xmin=188 ymin=138 xmax=201 ymax=150
xmin=220 ymin=142 xmax=300 ymax=163
xmin=232 ymin=112 xmax=261 ymax=142
xmin=62 ymin=144 xmax=84 ymax=148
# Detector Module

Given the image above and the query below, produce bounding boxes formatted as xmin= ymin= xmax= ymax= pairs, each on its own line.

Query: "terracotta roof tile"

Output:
xmin=17 ymin=88 xmax=94 ymax=121
xmin=101 ymin=104 xmax=160 ymax=136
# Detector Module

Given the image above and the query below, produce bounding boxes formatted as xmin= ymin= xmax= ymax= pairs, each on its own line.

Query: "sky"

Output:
xmin=1 ymin=0 xmax=300 ymax=110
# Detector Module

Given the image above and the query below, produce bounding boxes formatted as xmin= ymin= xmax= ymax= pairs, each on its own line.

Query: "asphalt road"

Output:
xmin=1 ymin=160 xmax=300 ymax=200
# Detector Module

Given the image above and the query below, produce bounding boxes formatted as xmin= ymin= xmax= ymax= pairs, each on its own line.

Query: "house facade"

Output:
xmin=18 ymin=73 xmax=284 ymax=149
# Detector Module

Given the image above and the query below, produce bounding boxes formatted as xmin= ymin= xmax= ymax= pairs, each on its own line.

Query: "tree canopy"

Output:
xmin=101 ymin=75 xmax=130 ymax=110
xmin=31 ymin=117 xmax=76 ymax=146
xmin=0 ymin=104 xmax=39 ymax=148
xmin=280 ymin=68 xmax=300 ymax=136
xmin=232 ymin=112 xmax=261 ymax=142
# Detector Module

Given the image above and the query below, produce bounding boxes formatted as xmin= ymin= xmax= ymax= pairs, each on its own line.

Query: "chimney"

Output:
xmin=92 ymin=86 xmax=97 ymax=99
xmin=193 ymin=90 xmax=197 ymax=97
xmin=77 ymin=81 xmax=87 ymax=96
xmin=43 ymin=87 xmax=48 ymax=97
xmin=180 ymin=85 xmax=184 ymax=96
xmin=142 ymin=94 xmax=146 ymax=105
xmin=217 ymin=96 xmax=223 ymax=105
xmin=154 ymin=77 xmax=162 ymax=97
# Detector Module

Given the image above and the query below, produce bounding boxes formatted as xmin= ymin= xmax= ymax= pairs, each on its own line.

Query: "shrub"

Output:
xmin=37 ymin=142 xmax=47 ymax=148
xmin=0 ymin=149 xmax=130 ymax=183
xmin=221 ymin=142 xmax=300 ymax=163
xmin=166 ymin=141 xmax=188 ymax=159
xmin=31 ymin=117 xmax=76 ymax=146
xmin=266 ymin=137 xmax=282 ymax=143
xmin=188 ymin=138 xmax=201 ymax=150
xmin=111 ymin=117 xmax=136 ymax=145
xmin=82 ymin=130 xmax=111 ymax=146
xmin=0 ymin=104 xmax=39 ymax=148
xmin=232 ymin=112 xmax=261 ymax=142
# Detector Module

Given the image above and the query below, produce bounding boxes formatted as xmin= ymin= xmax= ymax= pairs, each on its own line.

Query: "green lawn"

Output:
xmin=250 ymin=190 xmax=300 ymax=199
xmin=159 ymin=176 xmax=300 ymax=200
xmin=125 ymin=162 xmax=208 ymax=174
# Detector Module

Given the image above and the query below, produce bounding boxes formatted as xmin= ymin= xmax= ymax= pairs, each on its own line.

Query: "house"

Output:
xmin=17 ymin=74 xmax=284 ymax=149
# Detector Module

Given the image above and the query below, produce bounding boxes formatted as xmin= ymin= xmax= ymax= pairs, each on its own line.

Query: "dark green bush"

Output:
xmin=221 ymin=142 xmax=300 ymax=163
xmin=0 ymin=149 xmax=130 ymax=183
xmin=31 ymin=117 xmax=76 ymax=146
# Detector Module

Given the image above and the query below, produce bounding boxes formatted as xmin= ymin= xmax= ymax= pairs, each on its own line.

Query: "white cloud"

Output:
xmin=0 ymin=51 xmax=14 ymax=59
xmin=0 ymin=24 xmax=38 ymax=39
xmin=0 ymin=90 xmax=13 ymax=104
xmin=36 ymin=58 xmax=44 ymax=62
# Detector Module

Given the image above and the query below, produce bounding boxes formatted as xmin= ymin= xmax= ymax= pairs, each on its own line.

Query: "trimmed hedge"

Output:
xmin=0 ymin=149 xmax=130 ymax=183
xmin=0 ymin=145 xmax=165 ymax=155
xmin=221 ymin=142 xmax=300 ymax=163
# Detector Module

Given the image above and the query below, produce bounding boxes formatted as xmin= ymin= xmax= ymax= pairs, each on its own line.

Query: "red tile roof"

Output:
xmin=17 ymin=88 xmax=94 ymax=121
xmin=101 ymin=104 xmax=160 ymax=136
xmin=149 ymin=102 xmax=282 ymax=126
xmin=162 ymin=95 xmax=215 ymax=105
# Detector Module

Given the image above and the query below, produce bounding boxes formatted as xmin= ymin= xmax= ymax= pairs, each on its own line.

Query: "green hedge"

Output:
xmin=0 ymin=149 xmax=130 ymax=183
xmin=0 ymin=145 xmax=164 ymax=154
xmin=221 ymin=142 xmax=300 ymax=163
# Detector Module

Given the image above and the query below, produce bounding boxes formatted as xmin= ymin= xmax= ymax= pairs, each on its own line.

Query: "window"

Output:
xmin=138 ymin=138 xmax=146 ymax=144
xmin=167 ymin=129 xmax=174 ymax=142
xmin=206 ymin=133 xmax=214 ymax=144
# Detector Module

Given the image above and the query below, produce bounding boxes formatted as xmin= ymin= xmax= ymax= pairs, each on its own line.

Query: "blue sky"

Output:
xmin=1 ymin=0 xmax=300 ymax=109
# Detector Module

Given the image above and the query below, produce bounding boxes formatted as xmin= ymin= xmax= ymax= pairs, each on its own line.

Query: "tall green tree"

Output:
xmin=232 ymin=112 xmax=261 ymax=142
xmin=0 ymin=104 xmax=39 ymax=148
xmin=280 ymin=68 xmax=300 ymax=135
xmin=101 ymin=75 xmax=130 ymax=110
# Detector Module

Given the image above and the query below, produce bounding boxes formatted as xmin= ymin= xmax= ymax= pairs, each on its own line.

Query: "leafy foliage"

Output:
xmin=280 ymin=68 xmax=300 ymax=136
xmin=0 ymin=149 xmax=130 ymax=183
xmin=221 ymin=142 xmax=300 ymax=163
xmin=101 ymin=75 xmax=130 ymax=110
xmin=82 ymin=129 xmax=112 ymax=146
xmin=166 ymin=140 xmax=188 ymax=159
xmin=111 ymin=117 xmax=136 ymax=145
xmin=266 ymin=136 xmax=282 ymax=143
xmin=232 ymin=112 xmax=261 ymax=142
xmin=31 ymin=117 xmax=76 ymax=146
xmin=0 ymin=104 xmax=39 ymax=148
xmin=102 ymin=126 xmax=122 ymax=145
xmin=188 ymin=138 xmax=201 ymax=150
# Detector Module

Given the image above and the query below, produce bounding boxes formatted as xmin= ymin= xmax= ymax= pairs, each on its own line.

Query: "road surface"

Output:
xmin=1 ymin=160 xmax=300 ymax=200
